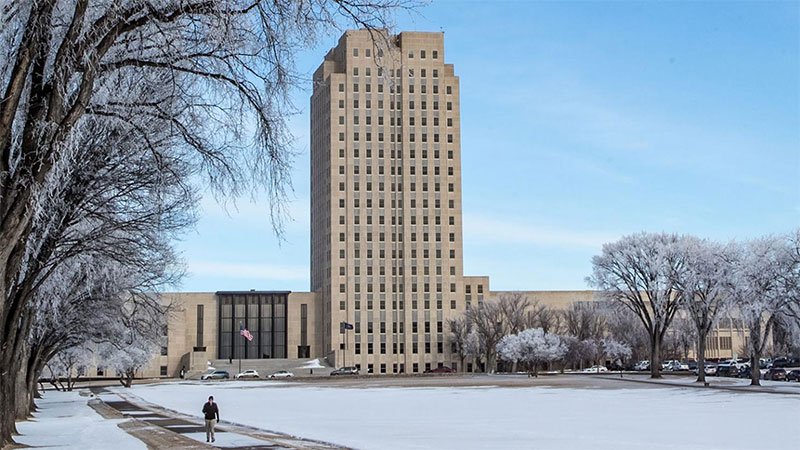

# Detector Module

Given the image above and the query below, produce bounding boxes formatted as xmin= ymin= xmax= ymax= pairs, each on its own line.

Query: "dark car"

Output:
xmin=687 ymin=360 xmax=697 ymax=371
xmin=716 ymin=364 xmax=738 ymax=377
xmin=736 ymin=366 xmax=752 ymax=379
xmin=786 ymin=369 xmax=800 ymax=382
xmin=330 ymin=366 xmax=359 ymax=376
xmin=763 ymin=368 xmax=787 ymax=381
xmin=201 ymin=370 xmax=230 ymax=380
xmin=770 ymin=357 xmax=800 ymax=368
xmin=425 ymin=366 xmax=456 ymax=374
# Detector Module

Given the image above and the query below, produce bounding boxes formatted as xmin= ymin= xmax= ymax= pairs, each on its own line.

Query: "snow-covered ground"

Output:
xmin=16 ymin=390 xmax=146 ymax=450
xmin=129 ymin=380 xmax=799 ymax=450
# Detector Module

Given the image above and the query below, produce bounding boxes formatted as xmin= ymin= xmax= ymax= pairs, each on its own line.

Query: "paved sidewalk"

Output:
xmin=89 ymin=387 xmax=348 ymax=450
xmin=596 ymin=374 xmax=800 ymax=395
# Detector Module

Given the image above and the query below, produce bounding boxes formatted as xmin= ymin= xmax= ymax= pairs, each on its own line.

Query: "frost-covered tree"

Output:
xmin=671 ymin=237 xmax=736 ymax=382
xmin=588 ymin=232 xmax=686 ymax=378
xmin=0 ymin=1 xmax=418 ymax=443
xmin=496 ymin=333 xmax=523 ymax=373
xmin=45 ymin=346 xmax=92 ymax=392
xmin=515 ymin=328 xmax=566 ymax=377
xmin=730 ymin=236 xmax=797 ymax=386
xmin=600 ymin=338 xmax=632 ymax=371
xmin=463 ymin=330 xmax=484 ymax=372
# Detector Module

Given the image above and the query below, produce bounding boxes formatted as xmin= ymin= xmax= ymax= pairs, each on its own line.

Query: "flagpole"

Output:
xmin=238 ymin=321 xmax=242 ymax=375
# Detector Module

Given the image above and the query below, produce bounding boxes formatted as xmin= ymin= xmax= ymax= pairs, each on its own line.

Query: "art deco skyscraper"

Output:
xmin=311 ymin=30 xmax=467 ymax=374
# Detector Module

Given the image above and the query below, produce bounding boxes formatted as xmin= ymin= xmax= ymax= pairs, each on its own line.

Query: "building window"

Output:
xmin=196 ymin=304 xmax=204 ymax=348
xmin=160 ymin=366 xmax=168 ymax=376
xmin=160 ymin=346 xmax=168 ymax=356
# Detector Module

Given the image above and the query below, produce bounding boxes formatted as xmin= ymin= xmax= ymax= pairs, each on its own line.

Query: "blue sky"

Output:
xmin=176 ymin=0 xmax=800 ymax=293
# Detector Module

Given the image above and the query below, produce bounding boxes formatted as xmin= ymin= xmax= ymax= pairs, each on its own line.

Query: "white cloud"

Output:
xmin=463 ymin=214 xmax=618 ymax=250
xmin=187 ymin=261 xmax=309 ymax=281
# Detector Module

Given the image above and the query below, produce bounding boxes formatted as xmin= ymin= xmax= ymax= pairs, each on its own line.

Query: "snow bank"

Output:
xmin=131 ymin=382 xmax=799 ymax=450
xmin=16 ymin=390 xmax=146 ymax=450
xmin=296 ymin=358 xmax=325 ymax=369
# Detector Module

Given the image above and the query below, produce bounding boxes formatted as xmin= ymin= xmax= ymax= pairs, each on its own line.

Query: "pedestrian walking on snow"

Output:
xmin=202 ymin=396 xmax=219 ymax=442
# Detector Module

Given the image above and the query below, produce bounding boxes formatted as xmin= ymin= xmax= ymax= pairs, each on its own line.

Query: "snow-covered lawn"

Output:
xmin=16 ymin=390 xmax=146 ymax=450
xmin=129 ymin=380 xmax=799 ymax=450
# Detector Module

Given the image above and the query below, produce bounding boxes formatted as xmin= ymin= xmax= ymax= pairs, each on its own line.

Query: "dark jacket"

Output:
xmin=202 ymin=402 xmax=219 ymax=421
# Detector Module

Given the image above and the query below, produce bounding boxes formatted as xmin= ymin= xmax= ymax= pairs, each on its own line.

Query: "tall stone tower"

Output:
xmin=311 ymin=30 xmax=466 ymax=374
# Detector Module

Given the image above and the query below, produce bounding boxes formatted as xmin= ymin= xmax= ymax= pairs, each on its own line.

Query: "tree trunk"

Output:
xmin=0 ymin=366 xmax=20 ymax=446
xmin=696 ymin=331 xmax=707 ymax=383
xmin=750 ymin=324 xmax=761 ymax=386
xmin=649 ymin=334 xmax=662 ymax=379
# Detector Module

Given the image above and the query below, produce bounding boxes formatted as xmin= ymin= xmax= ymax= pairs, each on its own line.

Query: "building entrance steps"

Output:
xmin=90 ymin=386 xmax=348 ymax=449
xmin=190 ymin=358 xmax=333 ymax=379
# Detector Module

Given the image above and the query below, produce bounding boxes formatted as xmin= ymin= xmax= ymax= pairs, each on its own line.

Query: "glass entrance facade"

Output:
xmin=217 ymin=291 xmax=289 ymax=359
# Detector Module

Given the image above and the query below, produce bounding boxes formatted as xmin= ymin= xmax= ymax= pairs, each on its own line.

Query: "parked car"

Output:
xmin=634 ymin=361 xmax=650 ymax=371
xmin=425 ymin=366 xmax=456 ymax=374
xmin=268 ymin=370 xmax=294 ymax=379
xmin=201 ymin=370 xmax=230 ymax=380
xmin=763 ymin=368 xmax=787 ymax=381
xmin=736 ymin=365 xmax=752 ymax=379
xmin=771 ymin=357 xmax=800 ymax=368
xmin=330 ymin=366 xmax=359 ymax=376
xmin=716 ymin=363 xmax=738 ymax=377
xmin=687 ymin=360 xmax=697 ymax=371
xmin=664 ymin=361 xmax=689 ymax=371
xmin=704 ymin=364 xmax=718 ymax=376
xmin=582 ymin=365 xmax=609 ymax=373
xmin=235 ymin=369 xmax=259 ymax=379
xmin=785 ymin=369 xmax=800 ymax=382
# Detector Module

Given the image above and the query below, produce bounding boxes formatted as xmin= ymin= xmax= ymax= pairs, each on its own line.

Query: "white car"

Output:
xmin=664 ymin=361 xmax=689 ymax=371
xmin=582 ymin=365 xmax=609 ymax=373
xmin=634 ymin=360 xmax=650 ymax=371
xmin=268 ymin=370 xmax=294 ymax=378
xmin=235 ymin=369 xmax=259 ymax=379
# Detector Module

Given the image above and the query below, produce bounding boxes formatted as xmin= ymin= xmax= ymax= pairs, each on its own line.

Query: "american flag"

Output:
xmin=240 ymin=326 xmax=253 ymax=341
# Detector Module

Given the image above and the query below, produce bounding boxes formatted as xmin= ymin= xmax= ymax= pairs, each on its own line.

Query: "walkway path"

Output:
xmin=596 ymin=373 xmax=800 ymax=395
xmin=89 ymin=387 xmax=348 ymax=450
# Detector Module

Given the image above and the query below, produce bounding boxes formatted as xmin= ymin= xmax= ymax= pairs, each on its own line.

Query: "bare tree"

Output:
xmin=465 ymin=301 xmax=504 ymax=373
xmin=604 ymin=303 xmax=649 ymax=363
xmin=562 ymin=301 xmax=606 ymax=341
xmin=525 ymin=301 xmax=562 ymax=335
xmin=497 ymin=292 xmax=531 ymax=335
xmin=588 ymin=232 xmax=686 ymax=378
xmin=447 ymin=316 xmax=471 ymax=372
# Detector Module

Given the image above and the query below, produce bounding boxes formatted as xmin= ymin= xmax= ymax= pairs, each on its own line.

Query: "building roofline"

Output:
xmin=215 ymin=290 xmax=292 ymax=295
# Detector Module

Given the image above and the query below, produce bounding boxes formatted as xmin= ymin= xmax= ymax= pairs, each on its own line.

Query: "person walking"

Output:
xmin=202 ymin=396 xmax=219 ymax=443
